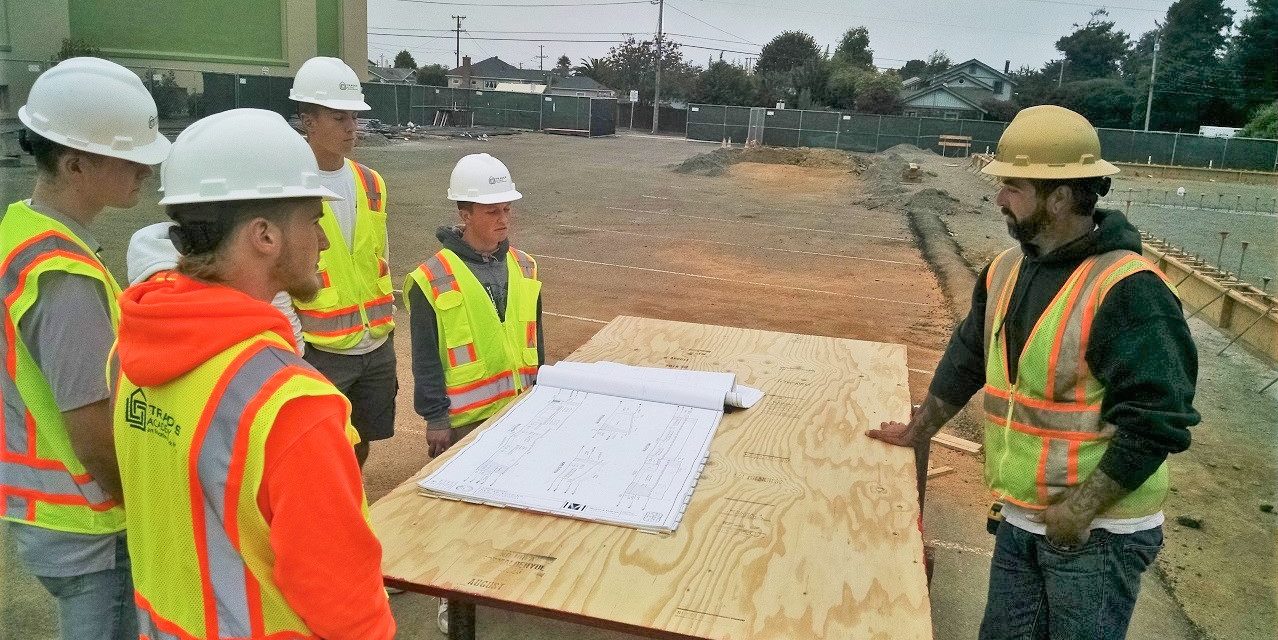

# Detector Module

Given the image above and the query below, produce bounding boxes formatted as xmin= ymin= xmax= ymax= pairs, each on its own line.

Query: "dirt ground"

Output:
xmin=1 ymin=133 xmax=1274 ymax=639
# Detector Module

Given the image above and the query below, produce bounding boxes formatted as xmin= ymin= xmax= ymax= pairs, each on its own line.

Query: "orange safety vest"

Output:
xmin=982 ymin=247 xmax=1172 ymax=517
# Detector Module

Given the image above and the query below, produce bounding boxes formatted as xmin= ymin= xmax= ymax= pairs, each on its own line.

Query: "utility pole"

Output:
xmin=536 ymin=45 xmax=547 ymax=70
xmin=1143 ymin=34 xmax=1160 ymax=132
xmin=651 ymin=0 xmax=665 ymax=135
xmin=452 ymin=15 xmax=466 ymax=68
xmin=1057 ymin=59 xmax=1066 ymax=87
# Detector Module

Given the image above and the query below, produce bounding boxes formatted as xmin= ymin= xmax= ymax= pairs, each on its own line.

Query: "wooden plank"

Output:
xmin=926 ymin=466 xmax=955 ymax=479
xmin=371 ymin=316 xmax=931 ymax=640
xmin=931 ymin=432 xmax=983 ymax=454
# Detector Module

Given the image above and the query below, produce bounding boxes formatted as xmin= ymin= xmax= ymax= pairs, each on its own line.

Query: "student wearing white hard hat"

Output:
xmin=402 ymin=153 xmax=545 ymax=633
xmin=0 ymin=57 xmax=169 ymax=640
xmin=287 ymin=56 xmax=397 ymax=468
xmin=111 ymin=108 xmax=394 ymax=639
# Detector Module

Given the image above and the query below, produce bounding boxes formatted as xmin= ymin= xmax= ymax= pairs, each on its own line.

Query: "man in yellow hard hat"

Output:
xmin=288 ymin=57 xmax=397 ymax=467
xmin=1 ymin=57 xmax=169 ymax=639
xmin=869 ymin=105 xmax=1199 ymax=639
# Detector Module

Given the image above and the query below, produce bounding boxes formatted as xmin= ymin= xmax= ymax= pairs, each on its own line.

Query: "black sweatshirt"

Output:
xmin=409 ymin=226 xmax=545 ymax=428
xmin=929 ymin=208 xmax=1199 ymax=491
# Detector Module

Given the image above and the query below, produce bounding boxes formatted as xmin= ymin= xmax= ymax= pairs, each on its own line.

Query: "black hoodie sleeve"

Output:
xmin=928 ymin=263 xmax=991 ymax=407
xmin=407 ymin=284 xmax=452 ymax=426
xmin=1087 ymin=271 xmax=1199 ymax=490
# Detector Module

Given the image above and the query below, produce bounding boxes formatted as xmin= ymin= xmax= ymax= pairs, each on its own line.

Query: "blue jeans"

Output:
xmin=35 ymin=541 xmax=138 ymax=640
xmin=978 ymin=521 xmax=1163 ymax=640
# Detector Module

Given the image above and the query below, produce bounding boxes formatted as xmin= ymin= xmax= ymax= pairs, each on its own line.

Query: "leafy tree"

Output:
xmin=597 ymin=37 xmax=696 ymax=103
xmin=573 ymin=57 xmax=610 ymax=79
xmin=54 ymin=38 xmax=100 ymax=62
xmin=831 ymin=27 xmax=874 ymax=70
xmin=554 ymin=54 xmax=572 ymax=76
xmin=923 ymin=50 xmax=951 ymax=80
xmin=1054 ymin=78 xmax=1139 ymax=128
xmin=827 ymin=66 xmax=869 ymax=109
xmin=690 ymin=60 xmax=755 ymax=105
xmin=415 ymin=63 xmax=448 ymax=86
xmin=1054 ymin=9 xmax=1131 ymax=80
xmin=1145 ymin=0 xmax=1239 ymax=130
xmin=756 ymin=31 xmax=823 ymax=76
xmin=899 ymin=59 xmax=927 ymax=80
xmin=1228 ymin=0 xmax=1278 ymax=114
xmin=1239 ymin=101 xmax=1278 ymax=139
xmin=393 ymin=50 xmax=417 ymax=69
xmin=980 ymin=97 xmax=1021 ymax=122
xmin=789 ymin=57 xmax=831 ymax=107
xmin=854 ymin=72 xmax=904 ymax=114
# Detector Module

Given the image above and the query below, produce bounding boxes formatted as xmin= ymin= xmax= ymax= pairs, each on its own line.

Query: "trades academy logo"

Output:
xmin=124 ymin=388 xmax=184 ymax=447
xmin=488 ymin=175 xmax=508 ymax=185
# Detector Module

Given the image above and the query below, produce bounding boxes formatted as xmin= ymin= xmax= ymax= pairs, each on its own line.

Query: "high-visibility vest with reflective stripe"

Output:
xmin=114 ymin=333 xmax=363 ymax=639
xmin=0 ymin=201 xmax=124 ymax=534
xmin=982 ymin=247 xmax=1171 ymax=518
xmin=294 ymin=159 xmax=395 ymax=350
xmin=404 ymin=247 xmax=540 ymax=428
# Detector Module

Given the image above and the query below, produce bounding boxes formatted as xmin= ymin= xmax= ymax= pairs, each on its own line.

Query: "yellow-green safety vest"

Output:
xmin=294 ymin=159 xmax=395 ymax=351
xmin=982 ymin=247 xmax=1172 ymax=518
xmin=0 ymin=200 xmax=124 ymax=534
xmin=114 ymin=332 xmax=363 ymax=639
xmin=404 ymin=247 xmax=540 ymax=428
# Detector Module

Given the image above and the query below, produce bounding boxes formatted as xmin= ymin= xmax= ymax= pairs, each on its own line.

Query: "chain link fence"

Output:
xmin=687 ymin=103 xmax=1278 ymax=172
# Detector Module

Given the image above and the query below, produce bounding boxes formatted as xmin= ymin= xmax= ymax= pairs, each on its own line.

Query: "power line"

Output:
xmin=664 ymin=1 xmax=759 ymax=46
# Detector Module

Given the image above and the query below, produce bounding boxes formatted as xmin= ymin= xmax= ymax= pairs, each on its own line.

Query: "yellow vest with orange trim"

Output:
xmin=0 ymin=201 xmax=125 ymax=534
xmin=113 ymin=331 xmax=364 ymax=640
xmin=294 ymin=159 xmax=395 ymax=351
xmin=982 ymin=247 xmax=1171 ymax=518
xmin=403 ymin=247 xmax=540 ymax=428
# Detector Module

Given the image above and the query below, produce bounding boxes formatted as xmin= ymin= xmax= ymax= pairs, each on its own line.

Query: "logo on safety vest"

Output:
xmin=124 ymin=388 xmax=184 ymax=446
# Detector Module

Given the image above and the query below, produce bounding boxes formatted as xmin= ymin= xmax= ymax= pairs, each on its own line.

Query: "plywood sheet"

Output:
xmin=371 ymin=316 xmax=931 ymax=639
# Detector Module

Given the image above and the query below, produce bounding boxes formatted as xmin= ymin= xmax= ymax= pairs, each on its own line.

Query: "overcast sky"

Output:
xmin=367 ymin=0 xmax=1252 ymax=74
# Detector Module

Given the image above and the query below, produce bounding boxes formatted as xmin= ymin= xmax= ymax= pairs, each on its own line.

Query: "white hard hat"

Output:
xmin=447 ymin=153 xmax=522 ymax=205
xmin=158 ymin=108 xmax=342 ymax=206
xmin=18 ymin=57 xmax=171 ymax=165
xmin=289 ymin=57 xmax=371 ymax=111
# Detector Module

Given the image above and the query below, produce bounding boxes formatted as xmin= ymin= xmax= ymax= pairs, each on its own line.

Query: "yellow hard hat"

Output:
xmin=981 ymin=105 xmax=1119 ymax=180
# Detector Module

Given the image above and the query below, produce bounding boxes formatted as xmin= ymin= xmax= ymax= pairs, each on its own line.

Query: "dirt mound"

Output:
xmin=882 ymin=143 xmax=934 ymax=156
xmin=674 ymin=147 xmax=863 ymax=177
xmin=906 ymin=187 xmax=960 ymax=215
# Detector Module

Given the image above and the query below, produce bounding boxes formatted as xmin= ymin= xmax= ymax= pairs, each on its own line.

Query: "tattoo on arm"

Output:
xmin=1066 ymin=469 xmax=1130 ymax=519
xmin=909 ymin=394 xmax=962 ymax=446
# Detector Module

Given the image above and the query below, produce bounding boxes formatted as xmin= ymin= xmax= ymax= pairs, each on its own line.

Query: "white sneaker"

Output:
xmin=437 ymin=599 xmax=449 ymax=634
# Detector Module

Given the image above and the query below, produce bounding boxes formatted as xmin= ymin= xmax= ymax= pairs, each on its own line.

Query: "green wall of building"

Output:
xmin=68 ymin=0 xmax=286 ymax=65
xmin=315 ymin=0 xmax=340 ymax=57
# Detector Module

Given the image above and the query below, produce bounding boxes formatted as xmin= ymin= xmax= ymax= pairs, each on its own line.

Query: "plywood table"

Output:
xmin=371 ymin=316 xmax=932 ymax=639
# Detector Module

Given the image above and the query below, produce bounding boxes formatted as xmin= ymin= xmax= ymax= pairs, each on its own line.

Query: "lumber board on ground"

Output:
xmin=932 ymin=432 xmax=983 ymax=453
xmin=371 ymin=316 xmax=931 ymax=640
xmin=927 ymin=466 xmax=955 ymax=479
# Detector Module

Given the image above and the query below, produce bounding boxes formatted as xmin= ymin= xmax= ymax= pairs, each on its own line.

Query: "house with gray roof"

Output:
xmin=900 ymin=59 xmax=1016 ymax=120
xmin=447 ymin=56 xmax=550 ymax=90
xmin=546 ymin=75 xmax=616 ymax=99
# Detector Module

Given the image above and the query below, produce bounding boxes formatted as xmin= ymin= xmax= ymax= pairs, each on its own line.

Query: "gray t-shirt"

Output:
xmin=7 ymin=202 xmax=120 ymax=577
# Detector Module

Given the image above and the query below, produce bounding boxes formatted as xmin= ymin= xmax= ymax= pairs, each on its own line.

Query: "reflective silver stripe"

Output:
xmin=520 ymin=372 xmax=537 ymax=388
xmin=298 ymin=308 xmax=362 ymax=335
xmin=365 ymin=298 xmax=395 ymax=323
xmin=983 ymin=249 xmax=1022 ymax=352
xmin=984 ymin=392 xmax=1103 ymax=435
xmin=1042 ymin=439 xmax=1072 ymax=500
xmin=2 ymin=371 xmax=28 ymax=456
xmin=448 ymin=345 xmax=475 ymax=366
xmin=4 ymin=494 xmax=26 ymax=518
xmin=423 ymin=255 xmax=456 ymax=296
xmin=448 ymin=375 xmax=516 ymax=412
xmin=352 ymin=162 xmax=382 ymax=212
xmin=1 ymin=233 xmax=95 ymax=301
xmin=1049 ymin=251 xmax=1146 ymax=402
xmin=0 ymin=461 xmax=112 ymax=503
xmin=510 ymin=249 xmax=536 ymax=279
xmin=137 ymin=608 xmax=183 ymax=640
xmin=194 ymin=345 xmax=295 ymax=637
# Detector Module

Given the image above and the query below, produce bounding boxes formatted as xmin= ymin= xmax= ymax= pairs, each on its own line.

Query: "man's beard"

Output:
xmin=1004 ymin=205 xmax=1051 ymax=244
xmin=275 ymin=239 xmax=322 ymax=302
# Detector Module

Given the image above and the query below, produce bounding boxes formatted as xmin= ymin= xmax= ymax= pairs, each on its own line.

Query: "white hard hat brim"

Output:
xmin=158 ymin=184 xmax=343 ymax=206
xmin=450 ymin=189 xmax=523 ymax=205
xmin=19 ymin=105 xmax=173 ymax=165
xmin=290 ymin=96 xmax=373 ymax=111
